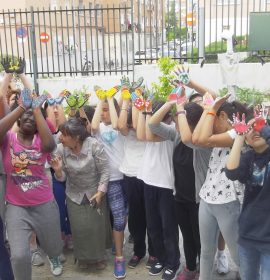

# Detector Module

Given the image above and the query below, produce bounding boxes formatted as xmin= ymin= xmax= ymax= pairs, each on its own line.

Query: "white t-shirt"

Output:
xmin=95 ymin=123 xmax=124 ymax=181
xmin=199 ymin=146 xmax=244 ymax=204
xmin=119 ymin=130 xmax=146 ymax=177
xmin=137 ymin=140 xmax=175 ymax=190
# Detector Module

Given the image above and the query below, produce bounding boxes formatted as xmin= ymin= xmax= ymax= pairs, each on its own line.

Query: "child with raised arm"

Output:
xmin=0 ymin=89 xmax=63 ymax=279
xmin=135 ymin=93 xmax=180 ymax=280
xmin=117 ymin=81 xmax=156 ymax=269
xmin=192 ymin=94 xmax=248 ymax=280
xmin=91 ymin=85 xmax=127 ymax=279
xmin=225 ymin=113 xmax=270 ymax=280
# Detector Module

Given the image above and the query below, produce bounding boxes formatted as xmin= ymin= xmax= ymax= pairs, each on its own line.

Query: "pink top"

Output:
xmin=1 ymin=131 xmax=53 ymax=206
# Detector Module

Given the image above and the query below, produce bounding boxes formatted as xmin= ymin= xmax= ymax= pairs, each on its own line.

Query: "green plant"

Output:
xmin=219 ymin=87 xmax=270 ymax=105
xmin=151 ymin=57 xmax=177 ymax=101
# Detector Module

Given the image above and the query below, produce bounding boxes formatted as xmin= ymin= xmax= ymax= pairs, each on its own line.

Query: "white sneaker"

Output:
xmin=31 ymin=249 xmax=45 ymax=266
xmin=48 ymin=256 xmax=63 ymax=276
xmin=216 ymin=253 xmax=229 ymax=274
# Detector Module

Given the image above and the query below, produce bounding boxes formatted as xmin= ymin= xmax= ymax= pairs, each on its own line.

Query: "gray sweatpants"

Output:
xmin=6 ymin=200 xmax=63 ymax=280
xmin=199 ymin=199 xmax=240 ymax=280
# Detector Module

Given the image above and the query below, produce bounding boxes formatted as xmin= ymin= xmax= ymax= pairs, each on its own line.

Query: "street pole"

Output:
xmin=30 ymin=6 xmax=39 ymax=93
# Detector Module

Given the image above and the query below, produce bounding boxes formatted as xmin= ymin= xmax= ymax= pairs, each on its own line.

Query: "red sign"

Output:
xmin=40 ymin=32 xmax=50 ymax=43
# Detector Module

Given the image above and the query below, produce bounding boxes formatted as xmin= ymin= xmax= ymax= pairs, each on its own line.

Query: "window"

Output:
xmin=217 ymin=0 xmax=240 ymax=5
xmin=79 ymin=0 xmax=84 ymax=9
xmin=50 ymin=0 xmax=57 ymax=9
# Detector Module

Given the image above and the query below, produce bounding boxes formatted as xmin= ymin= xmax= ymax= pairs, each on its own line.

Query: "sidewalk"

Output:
xmin=32 ymin=230 xmax=238 ymax=280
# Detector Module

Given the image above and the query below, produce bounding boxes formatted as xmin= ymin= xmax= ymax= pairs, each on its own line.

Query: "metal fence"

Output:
xmin=0 ymin=0 xmax=270 ymax=79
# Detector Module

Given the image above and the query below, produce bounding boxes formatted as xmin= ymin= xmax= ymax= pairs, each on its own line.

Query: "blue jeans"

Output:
xmin=0 ymin=216 xmax=14 ymax=280
xmin=52 ymin=176 xmax=71 ymax=235
xmin=239 ymin=244 xmax=270 ymax=280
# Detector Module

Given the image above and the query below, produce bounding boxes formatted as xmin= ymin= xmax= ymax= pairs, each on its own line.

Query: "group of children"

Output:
xmin=0 ymin=57 xmax=270 ymax=280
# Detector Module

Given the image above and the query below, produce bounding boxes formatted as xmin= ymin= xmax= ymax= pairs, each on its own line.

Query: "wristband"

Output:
xmin=207 ymin=111 xmax=216 ymax=117
xmin=121 ymin=108 xmax=128 ymax=112
xmin=19 ymin=105 xmax=26 ymax=111
xmin=175 ymin=110 xmax=186 ymax=116
xmin=142 ymin=111 xmax=152 ymax=115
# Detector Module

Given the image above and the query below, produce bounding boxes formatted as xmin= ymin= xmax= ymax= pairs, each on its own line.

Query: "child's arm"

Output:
xmin=91 ymin=99 xmax=104 ymax=134
xmin=148 ymin=102 xmax=175 ymax=141
xmin=226 ymin=135 xmax=245 ymax=170
xmin=117 ymin=99 xmax=130 ymax=136
xmin=176 ymin=102 xmax=192 ymax=144
xmin=136 ymin=110 xmax=146 ymax=141
xmin=195 ymin=95 xmax=234 ymax=147
xmin=107 ymin=97 xmax=118 ymax=129
xmin=0 ymin=73 xmax=12 ymax=118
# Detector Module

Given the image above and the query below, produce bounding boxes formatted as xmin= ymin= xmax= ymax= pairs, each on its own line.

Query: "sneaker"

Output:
xmin=128 ymin=255 xmax=143 ymax=268
xmin=216 ymin=254 xmax=229 ymax=274
xmin=146 ymin=256 xmax=158 ymax=269
xmin=48 ymin=256 xmax=63 ymax=276
xmin=114 ymin=258 xmax=126 ymax=279
xmin=176 ymin=267 xmax=197 ymax=280
xmin=149 ymin=262 xmax=164 ymax=276
xmin=162 ymin=267 xmax=181 ymax=280
xmin=31 ymin=249 xmax=45 ymax=266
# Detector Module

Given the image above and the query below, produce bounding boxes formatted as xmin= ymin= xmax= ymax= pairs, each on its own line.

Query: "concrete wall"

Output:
xmin=37 ymin=62 xmax=270 ymax=104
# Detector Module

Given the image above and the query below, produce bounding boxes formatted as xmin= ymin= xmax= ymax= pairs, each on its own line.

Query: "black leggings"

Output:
xmin=174 ymin=200 xmax=201 ymax=271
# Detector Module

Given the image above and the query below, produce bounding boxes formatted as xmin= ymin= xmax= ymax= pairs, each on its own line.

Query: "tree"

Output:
xmin=165 ymin=2 xmax=187 ymax=41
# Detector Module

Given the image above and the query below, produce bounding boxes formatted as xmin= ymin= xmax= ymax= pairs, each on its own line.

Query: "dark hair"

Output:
xmin=217 ymin=101 xmax=248 ymax=121
xmin=59 ymin=117 xmax=88 ymax=143
xmin=189 ymin=93 xmax=202 ymax=103
xmin=152 ymin=100 xmax=172 ymax=122
xmin=104 ymin=98 xmax=120 ymax=116
xmin=184 ymin=102 xmax=204 ymax=129
xmin=75 ymin=105 xmax=96 ymax=123
xmin=127 ymin=106 xmax=132 ymax=128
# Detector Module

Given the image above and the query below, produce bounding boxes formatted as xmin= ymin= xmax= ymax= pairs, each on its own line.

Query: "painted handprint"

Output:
xmin=232 ymin=113 xmax=252 ymax=135
xmin=174 ymin=65 xmax=190 ymax=85
xmin=253 ymin=110 xmax=267 ymax=132
xmin=167 ymin=86 xmax=186 ymax=105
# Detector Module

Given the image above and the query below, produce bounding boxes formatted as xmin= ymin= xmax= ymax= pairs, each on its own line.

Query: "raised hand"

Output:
xmin=120 ymin=76 xmax=131 ymax=90
xmin=77 ymin=93 xmax=90 ymax=108
xmin=50 ymin=155 xmax=63 ymax=172
xmin=202 ymin=92 xmax=215 ymax=109
xmin=253 ymin=110 xmax=267 ymax=132
xmin=1 ymin=57 xmax=15 ymax=73
xmin=145 ymin=92 xmax=154 ymax=111
xmin=106 ymin=85 xmax=120 ymax=98
xmin=19 ymin=88 xmax=32 ymax=109
xmin=167 ymin=86 xmax=186 ymax=105
xmin=121 ymin=88 xmax=131 ymax=100
xmin=232 ymin=113 xmax=252 ymax=135
xmin=133 ymin=95 xmax=145 ymax=111
xmin=94 ymin=85 xmax=106 ymax=100
xmin=32 ymin=92 xmax=48 ymax=109
xmin=212 ymin=94 xmax=230 ymax=112
xmin=174 ymin=65 xmax=190 ymax=85
xmin=130 ymin=77 xmax=144 ymax=91
xmin=15 ymin=57 xmax=26 ymax=74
